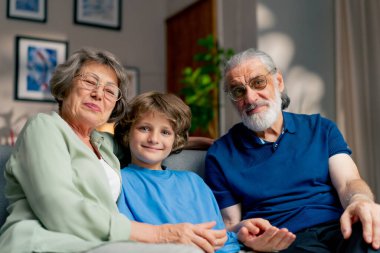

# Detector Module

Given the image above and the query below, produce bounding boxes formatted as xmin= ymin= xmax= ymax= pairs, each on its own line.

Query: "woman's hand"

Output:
xmin=157 ymin=221 xmax=227 ymax=253
xmin=130 ymin=221 xmax=226 ymax=253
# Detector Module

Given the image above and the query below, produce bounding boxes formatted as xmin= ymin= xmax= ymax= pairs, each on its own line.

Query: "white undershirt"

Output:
xmin=99 ymin=158 xmax=121 ymax=202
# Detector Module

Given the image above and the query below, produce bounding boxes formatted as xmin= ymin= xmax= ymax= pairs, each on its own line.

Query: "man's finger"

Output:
xmin=357 ymin=207 xmax=373 ymax=244
xmin=271 ymin=229 xmax=296 ymax=250
xmin=243 ymin=218 xmax=271 ymax=235
xmin=340 ymin=210 xmax=353 ymax=239
xmin=238 ymin=226 xmax=251 ymax=242
xmin=259 ymin=226 xmax=279 ymax=240
xmin=371 ymin=213 xmax=380 ymax=249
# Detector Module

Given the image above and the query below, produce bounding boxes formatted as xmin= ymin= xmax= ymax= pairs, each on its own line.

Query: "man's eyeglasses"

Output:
xmin=75 ymin=73 xmax=122 ymax=101
xmin=226 ymin=68 xmax=277 ymax=102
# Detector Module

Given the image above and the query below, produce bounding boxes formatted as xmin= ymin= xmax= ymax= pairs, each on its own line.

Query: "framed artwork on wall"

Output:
xmin=125 ymin=66 xmax=139 ymax=100
xmin=14 ymin=36 xmax=68 ymax=103
xmin=74 ymin=0 xmax=122 ymax=30
xmin=7 ymin=0 xmax=47 ymax=23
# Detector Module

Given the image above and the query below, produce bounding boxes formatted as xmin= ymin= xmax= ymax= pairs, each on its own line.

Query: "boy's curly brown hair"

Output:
xmin=114 ymin=91 xmax=191 ymax=155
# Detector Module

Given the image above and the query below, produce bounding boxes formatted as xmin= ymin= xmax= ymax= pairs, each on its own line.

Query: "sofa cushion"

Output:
xmin=163 ymin=150 xmax=206 ymax=177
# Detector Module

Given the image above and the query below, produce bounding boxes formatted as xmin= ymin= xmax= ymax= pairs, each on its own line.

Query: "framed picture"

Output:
xmin=74 ymin=0 xmax=122 ymax=30
xmin=7 ymin=0 xmax=47 ymax=23
xmin=125 ymin=66 xmax=139 ymax=100
xmin=14 ymin=36 xmax=68 ymax=102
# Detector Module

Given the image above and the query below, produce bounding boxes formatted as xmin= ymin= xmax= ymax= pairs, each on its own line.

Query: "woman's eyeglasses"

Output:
xmin=75 ymin=73 xmax=122 ymax=101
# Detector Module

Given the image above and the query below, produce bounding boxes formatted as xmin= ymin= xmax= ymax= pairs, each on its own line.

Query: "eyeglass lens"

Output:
xmin=227 ymin=68 xmax=276 ymax=101
xmin=79 ymin=73 xmax=121 ymax=100
xmin=229 ymin=75 xmax=267 ymax=101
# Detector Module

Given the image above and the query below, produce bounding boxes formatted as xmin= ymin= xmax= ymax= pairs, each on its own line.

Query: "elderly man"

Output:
xmin=205 ymin=48 xmax=380 ymax=253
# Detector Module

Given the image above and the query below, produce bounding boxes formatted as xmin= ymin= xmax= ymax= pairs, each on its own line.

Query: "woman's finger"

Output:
xmin=191 ymin=231 xmax=215 ymax=253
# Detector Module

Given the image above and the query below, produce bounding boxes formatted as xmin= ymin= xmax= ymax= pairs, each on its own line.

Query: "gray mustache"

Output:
xmin=245 ymin=101 xmax=269 ymax=111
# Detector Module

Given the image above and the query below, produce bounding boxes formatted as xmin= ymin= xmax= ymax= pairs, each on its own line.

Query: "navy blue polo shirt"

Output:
xmin=205 ymin=112 xmax=352 ymax=233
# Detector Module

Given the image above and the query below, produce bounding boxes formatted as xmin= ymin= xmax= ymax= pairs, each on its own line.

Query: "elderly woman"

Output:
xmin=0 ymin=48 xmax=219 ymax=253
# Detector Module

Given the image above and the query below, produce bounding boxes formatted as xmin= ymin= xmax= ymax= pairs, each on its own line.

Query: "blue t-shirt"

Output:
xmin=205 ymin=112 xmax=352 ymax=233
xmin=117 ymin=164 xmax=240 ymax=253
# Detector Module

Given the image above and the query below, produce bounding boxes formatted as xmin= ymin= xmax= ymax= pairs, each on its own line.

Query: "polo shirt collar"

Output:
xmin=235 ymin=111 xmax=296 ymax=148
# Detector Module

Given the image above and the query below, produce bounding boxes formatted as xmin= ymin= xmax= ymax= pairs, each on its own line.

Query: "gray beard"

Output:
xmin=242 ymin=89 xmax=282 ymax=132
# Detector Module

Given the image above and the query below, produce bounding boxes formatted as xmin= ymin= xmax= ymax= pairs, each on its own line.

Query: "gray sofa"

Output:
xmin=0 ymin=144 xmax=207 ymax=229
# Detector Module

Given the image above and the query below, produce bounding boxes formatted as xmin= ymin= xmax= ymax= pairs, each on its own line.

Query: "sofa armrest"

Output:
xmin=0 ymin=145 xmax=12 ymax=227
xmin=185 ymin=137 xmax=214 ymax=150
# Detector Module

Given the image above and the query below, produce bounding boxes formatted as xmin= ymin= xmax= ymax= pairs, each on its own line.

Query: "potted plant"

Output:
xmin=181 ymin=34 xmax=234 ymax=138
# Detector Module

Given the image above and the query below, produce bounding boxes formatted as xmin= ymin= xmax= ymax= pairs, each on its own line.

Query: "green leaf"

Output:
xmin=180 ymin=34 xmax=235 ymax=136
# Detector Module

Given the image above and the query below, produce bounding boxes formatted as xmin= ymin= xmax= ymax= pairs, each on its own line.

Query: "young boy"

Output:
xmin=114 ymin=91 xmax=241 ymax=253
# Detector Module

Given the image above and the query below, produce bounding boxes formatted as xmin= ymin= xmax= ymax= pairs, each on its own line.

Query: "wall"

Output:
xmin=257 ymin=0 xmax=335 ymax=120
xmin=0 ymin=0 xmax=168 ymax=144
xmin=166 ymin=0 xmax=198 ymax=17
xmin=217 ymin=0 xmax=335 ymax=135
xmin=0 ymin=0 xmax=335 ymax=143
xmin=217 ymin=0 xmax=257 ymax=135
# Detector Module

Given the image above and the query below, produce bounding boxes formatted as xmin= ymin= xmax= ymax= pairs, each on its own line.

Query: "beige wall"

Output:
xmin=0 ymin=0 xmax=171 ymax=144
xmin=0 ymin=0 xmax=334 ymax=144
xmin=257 ymin=0 xmax=335 ymax=120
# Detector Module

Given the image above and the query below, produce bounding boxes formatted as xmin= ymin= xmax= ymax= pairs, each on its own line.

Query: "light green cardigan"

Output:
xmin=0 ymin=112 xmax=131 ymax=253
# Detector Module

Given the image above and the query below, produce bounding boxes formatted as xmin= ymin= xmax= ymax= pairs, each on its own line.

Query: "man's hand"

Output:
xmin=341 ymin=195 xmax=380 ymax=250
xmin=237 ymin=218 xmax=296 ymax=252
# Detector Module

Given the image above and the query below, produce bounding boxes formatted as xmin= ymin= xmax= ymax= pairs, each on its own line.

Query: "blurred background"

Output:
xmin=0 ymin=0 xmax=379 ymax=197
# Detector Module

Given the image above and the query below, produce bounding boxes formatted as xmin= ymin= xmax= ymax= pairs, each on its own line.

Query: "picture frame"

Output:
xmin=74 ymin=0 xmax=122 ymax=30
xmin=14 ymin=36 xmax=68 ymax=103
xmin=7 ymin=0 xmax=47 ymax=23
xmin=125 ymin=66 xmax=140 ymax=100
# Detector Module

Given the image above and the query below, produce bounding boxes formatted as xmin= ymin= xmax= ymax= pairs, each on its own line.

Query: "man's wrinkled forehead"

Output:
xmin=226 ymin=59 xmax=267 ymax=83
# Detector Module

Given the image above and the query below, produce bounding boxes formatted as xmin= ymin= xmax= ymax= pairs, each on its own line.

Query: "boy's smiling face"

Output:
xmin=129 ymin=111 xmax=175 ymax=170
